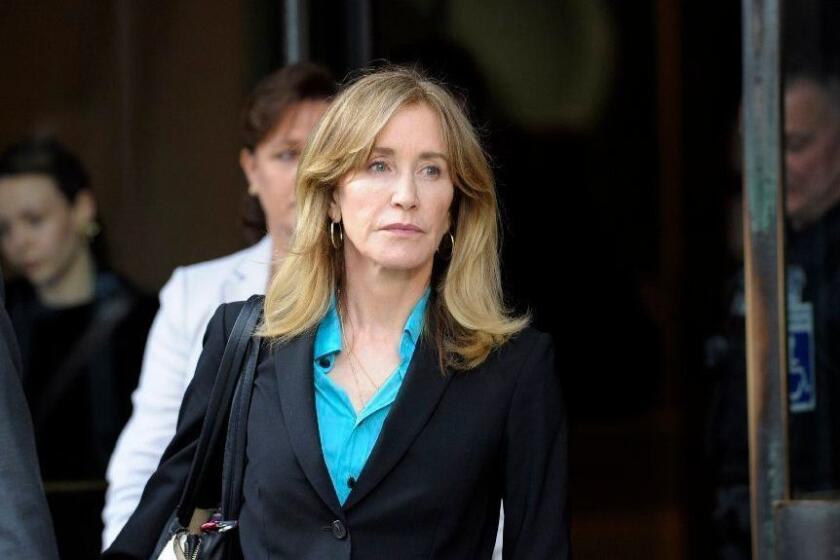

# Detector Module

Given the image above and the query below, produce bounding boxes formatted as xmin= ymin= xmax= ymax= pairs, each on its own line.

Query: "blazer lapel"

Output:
xmin=343 ymin=338 xmax=452 ymax=511
xmin=222 ymin=237 xmax=273 ymax=303
xmin=273 ymin=332 xmax=344 ymax=517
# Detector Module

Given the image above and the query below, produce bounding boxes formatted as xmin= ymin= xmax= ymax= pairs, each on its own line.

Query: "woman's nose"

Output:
xmin=391 ymin=171 xmax=418 ymax=209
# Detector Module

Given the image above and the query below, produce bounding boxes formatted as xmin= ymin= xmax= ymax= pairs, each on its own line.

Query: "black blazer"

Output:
xmin=104 ymin=301 xmax=569 ymax=559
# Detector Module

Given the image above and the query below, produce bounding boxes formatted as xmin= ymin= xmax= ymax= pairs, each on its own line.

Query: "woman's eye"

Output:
xmin=274 ymin=149 xmax=299 ymax=161
xmin=421 ymin=165 xmax=442 ymax=178
xmin=368 ymin=160 xmax=388 ymax=173
xmin=23 ymin=213 xmax=43 ymax=227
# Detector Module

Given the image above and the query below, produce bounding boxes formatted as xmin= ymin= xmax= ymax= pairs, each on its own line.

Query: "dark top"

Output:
xmin=5 ymin=268 xmax=156 ymax=557
xmin=7 ymin=270 xmax=157 ymax=478
xmin=105 ymin=300 xmax=569 ymax=559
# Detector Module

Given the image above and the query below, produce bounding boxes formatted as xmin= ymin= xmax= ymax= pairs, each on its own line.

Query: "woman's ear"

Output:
xmin=72 ymin=190 xmax=97 ymax=230
xmin=328 ymin=188 xmax=342 ymax=222
xmin=240 ymin=148 xmax=258 ymax=194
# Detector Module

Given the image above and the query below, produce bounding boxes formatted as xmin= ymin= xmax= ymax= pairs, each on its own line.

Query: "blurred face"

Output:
xmin=0 ymin=174 xmax=92 ymax=288
xmin=330 ymin=103 xmax=455 ymax=275
xmin=241 ymin=99 xmax=329 ymax=242
xmin=784 ymin=79 xmax=840 ymax=228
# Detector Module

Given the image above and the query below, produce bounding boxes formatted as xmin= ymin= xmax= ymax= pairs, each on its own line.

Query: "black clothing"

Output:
xmin=105 ymin=302 xmax=569 ymax=559
xmin=707 ymin=204 xmax=840 ymax=558
xmin=5 ymin=270 xmax=156 ymax=559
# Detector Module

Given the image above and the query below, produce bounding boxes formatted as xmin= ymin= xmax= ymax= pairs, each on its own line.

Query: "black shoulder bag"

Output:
xmin=153 ymin=294 xmax=263 ymax=560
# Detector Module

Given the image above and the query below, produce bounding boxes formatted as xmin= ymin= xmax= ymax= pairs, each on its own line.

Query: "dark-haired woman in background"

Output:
xmin=0 ymin=138 xmax=156 ymax=558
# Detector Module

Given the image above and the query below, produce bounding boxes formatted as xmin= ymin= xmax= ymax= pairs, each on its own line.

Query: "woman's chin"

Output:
xmin=367 ymin=254 xmax=435 ymax=275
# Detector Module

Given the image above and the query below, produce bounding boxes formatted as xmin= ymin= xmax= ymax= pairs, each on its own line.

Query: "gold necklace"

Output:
xmin=335 ymin=310 xmax=365 ymax=411
xmin=346 ymin=357 xmax=366 ymax=412
xmin=341 ymin=327 xmax=387 ymax=411
xmin=348 ymin=346 xmax=383 ymax=393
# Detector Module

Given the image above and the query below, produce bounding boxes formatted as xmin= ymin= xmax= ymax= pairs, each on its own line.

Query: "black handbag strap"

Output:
xmin=175 ymin=295 xmax=264 ymax=526
xmin=220 ymin=323 xmax=260 ymax=519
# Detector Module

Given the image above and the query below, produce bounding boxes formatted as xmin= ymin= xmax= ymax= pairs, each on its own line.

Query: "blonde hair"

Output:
xmin=260 ymin=66 xmax=528 ymax=369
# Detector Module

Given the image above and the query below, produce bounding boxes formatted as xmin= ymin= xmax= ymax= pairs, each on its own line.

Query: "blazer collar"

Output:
xmin=222 ymin=236 xmax=272 ymax=302
xmin=273 ymin=330 xmax=344 ymax=517
xmin=273 ymin=330 xmax=452 ymax=515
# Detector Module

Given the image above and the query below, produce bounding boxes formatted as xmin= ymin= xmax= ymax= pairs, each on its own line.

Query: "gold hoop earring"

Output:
xmin=330 ymin=221 xmax=343 ymax=249
xmin=83 ymin=221 xmax=101 ymax=239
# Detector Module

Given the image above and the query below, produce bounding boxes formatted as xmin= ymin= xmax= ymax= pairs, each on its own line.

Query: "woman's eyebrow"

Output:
xmin=419 ymin=151 xmax=448 ymax=162
xmin=372 ymin=146 xmax=447 ymax=162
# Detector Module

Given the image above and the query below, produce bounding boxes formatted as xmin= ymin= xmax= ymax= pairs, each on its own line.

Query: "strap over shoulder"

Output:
xmin=175 ymin=295 xmax=264 ymax=526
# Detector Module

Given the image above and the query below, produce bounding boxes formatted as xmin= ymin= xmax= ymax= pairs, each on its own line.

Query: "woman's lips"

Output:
xmin=382 ymin=223 xmax=423 ymax=234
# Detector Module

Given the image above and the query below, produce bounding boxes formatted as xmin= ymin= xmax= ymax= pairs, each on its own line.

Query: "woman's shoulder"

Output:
xmin=155 ymin=240 xmax=269 ymax=328
xmin=478 ymin=325 xmax=555 ymax=378
xmin=500 ymin=325 xmax=553 ymax=355
xmin=95 ymin=269 xmax=157 ymax=314
xmin=209 ymin=296 xmax=265 ymax=338
xmin=175 ymin=238 xmax=271 ymax=284
xmin=96 ymin=269 xmax=148 ymax=299
xmin=217 ymin=299 xmax=249 ymax=324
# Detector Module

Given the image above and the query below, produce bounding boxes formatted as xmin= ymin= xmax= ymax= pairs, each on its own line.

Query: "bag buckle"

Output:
xmin=199 ymin=519 xmax=238 ymax=533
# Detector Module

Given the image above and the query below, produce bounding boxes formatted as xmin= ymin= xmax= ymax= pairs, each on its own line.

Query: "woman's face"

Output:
xmin=241 ymin=99 xmax=329 ymax=243
xmin=0 ymin=174 xmax=93 ymax=288
xmin=331 ymin=103 xmax=455 ymax=275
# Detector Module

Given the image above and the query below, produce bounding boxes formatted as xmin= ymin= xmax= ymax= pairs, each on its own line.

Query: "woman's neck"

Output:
xmin=341 ymin=259 xmax=431 ymax=338
xmin=37 ymin=247 xmax=95 ymax=308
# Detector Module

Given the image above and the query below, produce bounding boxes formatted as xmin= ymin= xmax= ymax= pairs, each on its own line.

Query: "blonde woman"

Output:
xmin=105 ymin=67 xmax=568 ymax=559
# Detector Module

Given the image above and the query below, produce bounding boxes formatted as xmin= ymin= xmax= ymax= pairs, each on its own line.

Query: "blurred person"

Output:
xmin=0 ymin=264 xmax=59 ymax=560
xmin=781 ymin=70 xmax=840 ymax=495
xmin=784 ymin=76 xmax=840 ymax=229
xmin=104 ymin=66 xmax=568 ymax=560
xmin=0 ymin=138 xmax=156 ymax=558
xmin=102 ymin=62 xmax=337 ymax=547
xmin=707 ymin=66 xmax=840 ymax=558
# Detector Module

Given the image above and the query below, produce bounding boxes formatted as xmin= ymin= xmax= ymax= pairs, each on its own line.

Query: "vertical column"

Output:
xmin=742 ymin=0 xmax=789 ymax=558
xmin=345 ymin=0 xmax=372 ymax=69
xmin=284 ymin=0 xmax=310 ymax=63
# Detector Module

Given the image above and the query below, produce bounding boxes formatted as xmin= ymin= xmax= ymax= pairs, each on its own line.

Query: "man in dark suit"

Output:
xmin=0 ymin=265 xmax=58 ymax=559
